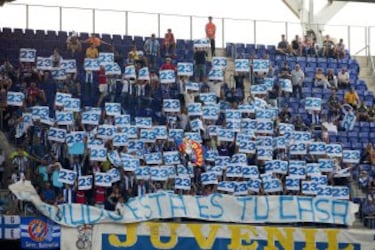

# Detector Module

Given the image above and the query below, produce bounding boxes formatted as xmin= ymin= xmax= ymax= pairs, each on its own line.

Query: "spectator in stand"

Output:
xmin=357 ymin=101 xmax=369 ymax=121
xmin=337 ymin=67 xmax=350 ymax=89
xmin=291 ymin=64 xmax=304 ymax=98
xmin=276 ymin=34 xmax=291 ymax=55
xmin=294 ymin=115 xmax=308 ymax=131
xmin=326 ymin=69 xmax=338 ymax=89
xmin=291 ymin=35 xmax=302 ymax=56
xmin=86 ymin=43 xmax=99 ymax=59
xmin=163 ymin=28 xmax=176 ymax=57
xmin=344 ymin=87 xmax=360 ymax=109
xmin=327 ymin=89 xmax=341 ymax=122
xmin=97 ymin=65 xmax=107 ymax=107
xmin=40 ymin=182 xmax=56 ymax=205
xmin=66 ymin=31 xmax=82 ymax=56
xmin=82 ymin=33 xmax=111 ymax=51
xmin=51 ymin=48 xmax=63 ymax=68
xmin=194 ymin=47 xmax=207 ymax=82
xmin=160 ymin=57 xmax=176 ymax=71
xmin=205 ymin=16 xmax=216 ymax=57
xmin=233 ymin=71 xmax=245 ymax=91
xmin=314 ymin=68 xmax=330 ymax=89
xmin=268 ymin=79 xmax=280 ymax=107
xmin=321 ymin=35 xmax=336 ymax=58
xmin=368 ymin=104 xmax=375 ymax=122
xmin=278 ymin=61 xmax=291 ymax=80
xmin=132 ymin=179 xmax=150 ymax=196
xmin=279 ymin=105 xmax=292 ymax=123
xmin=144 ymin=33 xmax=160 ymax=70
xmin=335 ymin=38 xmax=345 ymax=59
xmin=302 ymin=34 xmax=315 ymax=56
xmin=27 ymin=82 xmax=47 ymax=106
xmin=127 ymin=44 xmax=138 ymax=64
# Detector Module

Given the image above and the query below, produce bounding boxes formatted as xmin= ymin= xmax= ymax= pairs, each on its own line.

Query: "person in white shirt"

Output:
xmin=337 ymin=67 xmax=350 ymax=89
xmin=291 ymin=64 xmax=304 ymax=98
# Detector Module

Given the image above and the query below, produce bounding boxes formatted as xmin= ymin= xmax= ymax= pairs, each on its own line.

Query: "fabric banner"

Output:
xmin=60 ymin=222 xmax=375 ymax=250
xmin=9 ymin=181 xmax=358 ymax=227
xmin=21 ymin=216 xmax=60 ymax=249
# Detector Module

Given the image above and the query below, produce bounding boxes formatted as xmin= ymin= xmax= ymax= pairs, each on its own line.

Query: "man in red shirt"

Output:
xmin=163 ymin=28 xmax=176 ymax=57
xmin=97 ymin=65 xmax=107 ymax=107
xmin=159 ymin=57 xmax=176 ymax=71
xmin=205 ymin=16 xmax=216 ymax=56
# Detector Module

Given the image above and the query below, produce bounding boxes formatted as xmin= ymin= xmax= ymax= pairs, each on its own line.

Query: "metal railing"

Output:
xmin=0 ymin=2 xmax=373 ymax=56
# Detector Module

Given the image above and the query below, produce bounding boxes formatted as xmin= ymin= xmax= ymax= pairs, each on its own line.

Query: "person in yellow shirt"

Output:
xmin=344 ymin=87 xmax=360 ymax=109
xmin=85 ymin=43 xmax=99 ymax=59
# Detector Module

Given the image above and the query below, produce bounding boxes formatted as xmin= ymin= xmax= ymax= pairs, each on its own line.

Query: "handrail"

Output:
xmin=353 ymin=45 xmax=368 ymax=56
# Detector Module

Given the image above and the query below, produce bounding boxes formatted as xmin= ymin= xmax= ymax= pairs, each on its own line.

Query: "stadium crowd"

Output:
xmin=0 ymin=19 xmax=374 ymax=226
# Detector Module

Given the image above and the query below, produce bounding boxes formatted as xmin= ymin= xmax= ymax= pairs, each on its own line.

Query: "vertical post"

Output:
xmin=190 ymin=16 xmax=193 ymax=40
xmin=347 ymin=26 xmax=351 ymax=55
xmin=285 ymin=22 xmax=288 ymax=41
xmin=125 ymin=11 xmax=128 ymax=35
xmin=26 ymin=5 xmax=29 ymax=29
xmin=365 ymin=26 xmax=368 ymax=60
xmin=59 ymin=7 xmax=62 ymax=31
xmin=222 ymin=18 xmax=225 ymax=49
xmin=157 ymin=14 xmax=161 ymax=38
xmin=254 ymin=20 xmax=257 ymax=44
xmin=92 ymin=9 xmax=95 ymax=34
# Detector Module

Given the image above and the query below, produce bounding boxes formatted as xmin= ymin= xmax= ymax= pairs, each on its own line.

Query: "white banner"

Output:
xmin=9 ymin=181 xmax=359 ymax=227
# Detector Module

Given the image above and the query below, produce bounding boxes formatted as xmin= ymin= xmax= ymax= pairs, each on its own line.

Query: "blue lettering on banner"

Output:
xmin=9 ymin=182 xmax=359 ymax=227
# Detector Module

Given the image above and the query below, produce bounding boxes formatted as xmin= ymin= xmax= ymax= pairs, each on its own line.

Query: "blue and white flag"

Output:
xmin=251 ymin=84 xmax=268 ymax=95
xmin=208 ymin=68 xmax=224 ymax=81
xmin=48 ymin=128 xmax=66 ymax=143
xmin=212 ymin=57 xmax=227 ymax=70
xmin=326 ymin=144 xmax=343 ymax=158
xmin=253 ymin=59 xmax=269 ymax=72
xmin=163 ymin=99 xmax=180 ymax=112
xmin=21 ymin=217 xmax=60 ymax=249
xmin=60 ymin=59 xmax=77 ymax=73
xmin=84 ymin=58 xmax=100 ymax=71
xmin=234 ymin=59 xmax=250 ymax=72
xmin=305 ymin=97 xmax=322 ymax=111
xmin=202 ymin=105 xmax=219 ymax=120
xmin=280 ymin=79 xmax=293 ymax=93
xmin=98 ymin=52 xmax=114 ymax=66
xmin=36 ymin=57 xmax=52 ymax=70
xmin=7 ymin=91 xmax=24 ymax=106
xmin=187 ymin=103 xmax=202 ymax=116
xmin=115 ymin=115 xmax=131 ymax=126
xmin=160 ymin=69 xmax=176 ymax=84
xmin=200 ymin=92 xmax=217 ymax=105
xmin=138 ymin=67 xmax=150 ymax=81
xmin=63 ymin=97 xmax=80 ymax=112
xmin=177 ymin=62 xmax=193 ymax=76
xmin=175 ymin=175 xmax=191 ymax=190
xmin=58 ymin=168 xmax=77 ymax=185
xmin=78 ymin=175 xmax=93 ymax=190
xmin=342 ymin=112 xmax=356 ymax=131
xmin=105 ymin=102 xmax=121 ymax=116
xmin=309 ymin=142 xmax=326 ymax=155
xmin=285 ymin=176 xmax=300 ymax=191
xmin=342 ymin=150 xmax=360 ymax=164
xmin=318 ymin=159 xmax=334 ymax=172
xmin=193 ymin=38 xmax=210 ymax=48
xmin=19 ymin=48 xmax=36 ymax=63
xmin=124 ymin=65 xmax=136 ymax=79
xmin=288 ymin=161 xmax=306 ymax=178
xmin=201 ymin=172 xmax=218 ymax=185
xmin=135 ymin=117 xmax=152 ymax=128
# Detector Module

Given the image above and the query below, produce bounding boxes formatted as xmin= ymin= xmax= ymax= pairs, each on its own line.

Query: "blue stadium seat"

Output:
xmin=24 ymin=29 xmax=35 ymax=39
xmin=101 ymin=33 xmax=112 ymax=44
xmin=35 ymin=29 xmax=45 ymax=40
